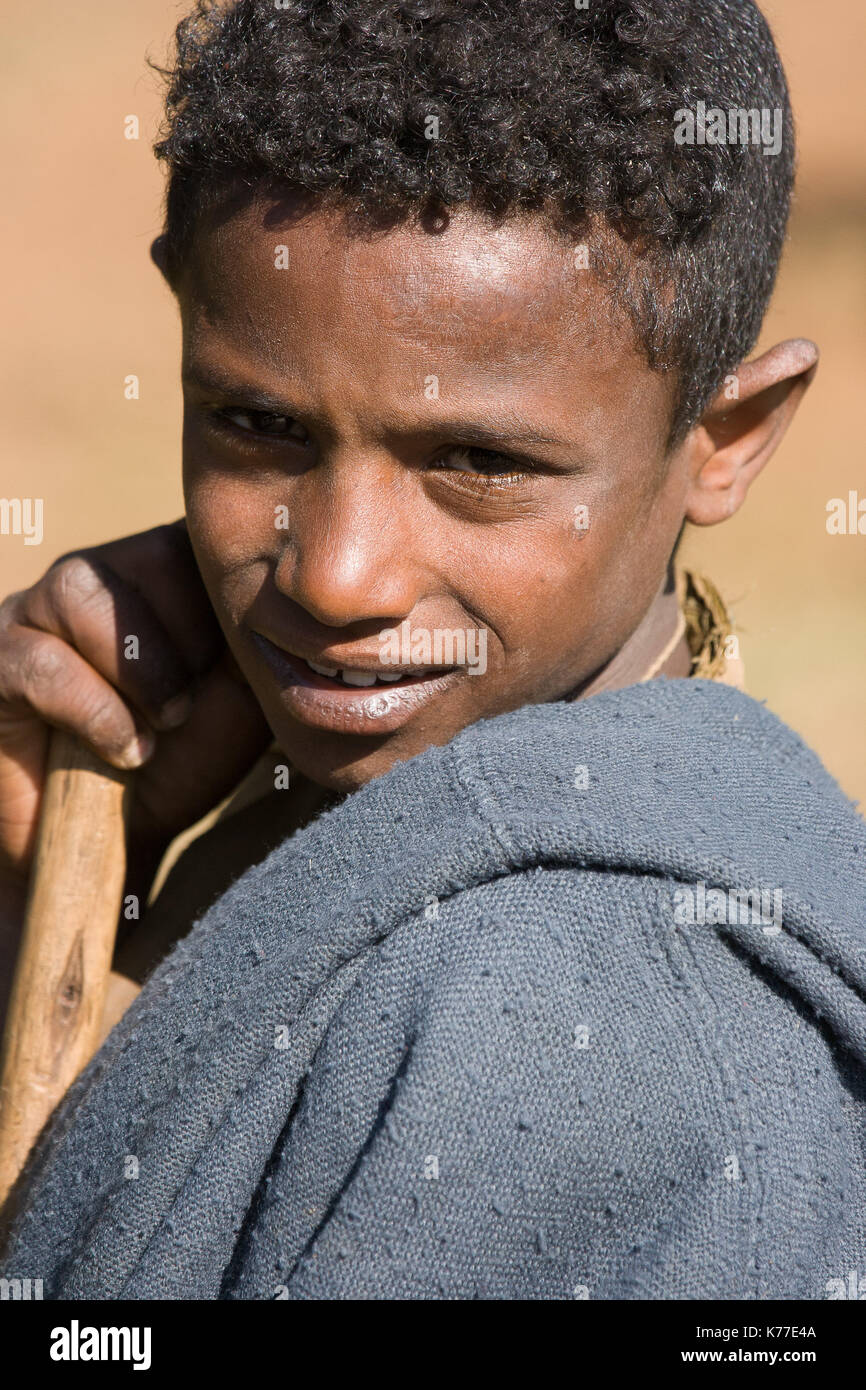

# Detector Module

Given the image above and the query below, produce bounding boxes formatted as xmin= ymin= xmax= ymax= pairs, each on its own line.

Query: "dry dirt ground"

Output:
xmin=1 ymin=1 xmax=864 ymax=805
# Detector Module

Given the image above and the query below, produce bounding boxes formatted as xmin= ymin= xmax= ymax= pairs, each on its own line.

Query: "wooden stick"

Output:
xmin=0 ymin=730 xmax=130 ymax=1209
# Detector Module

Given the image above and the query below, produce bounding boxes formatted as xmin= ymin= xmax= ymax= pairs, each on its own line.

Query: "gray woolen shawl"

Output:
xmin=2 ymin=679 xmax=866 ymax=1300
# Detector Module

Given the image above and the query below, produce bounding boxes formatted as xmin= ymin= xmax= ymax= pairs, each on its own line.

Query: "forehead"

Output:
xmin=179 ymin=196 xmax=671 ymax=443
xmin=190 ymin=200 xmax=608 ymax=348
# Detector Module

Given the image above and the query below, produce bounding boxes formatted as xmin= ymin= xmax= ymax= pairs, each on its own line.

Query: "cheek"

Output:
xmin=183 ymin=452 xmax=281 ymax=617
xmin=451 ymin=514 xmax=601 ymax=670
xmin=588 ymin=435 xmax=683 ymax=574
xmin=486 ymin=462 xmax=678 ymax=674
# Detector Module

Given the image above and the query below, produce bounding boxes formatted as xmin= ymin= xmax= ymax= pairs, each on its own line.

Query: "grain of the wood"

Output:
xmin=0 ymin=730 xmax=130 ymax=1209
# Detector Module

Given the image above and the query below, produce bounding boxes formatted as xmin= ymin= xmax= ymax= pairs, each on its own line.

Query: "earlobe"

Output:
xmin=683 ymin=339 xmax=819 ymax=527
xmin=150 ymin=235 xmax=171 ymax=280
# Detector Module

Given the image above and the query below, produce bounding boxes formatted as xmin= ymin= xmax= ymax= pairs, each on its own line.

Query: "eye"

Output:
xmin=219 ymin=409 xmax=310 ymax=441
xmin=434 ymin=445 xmax=528 ymax=483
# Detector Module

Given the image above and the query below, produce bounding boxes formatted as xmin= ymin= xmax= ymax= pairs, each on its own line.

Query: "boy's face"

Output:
xmin=177 ymin=198 xmax=692 ymax=790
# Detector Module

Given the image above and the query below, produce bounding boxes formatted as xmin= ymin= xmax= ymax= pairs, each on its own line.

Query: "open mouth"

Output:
xmin=249 ymin=630 xmax=464 ymax=735
xmin=302 ymin=658 xmax=455 ymax=689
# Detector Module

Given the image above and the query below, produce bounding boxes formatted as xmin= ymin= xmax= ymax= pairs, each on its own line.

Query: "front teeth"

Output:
xmin=306 ymin=659 xmax=428 ymax=687
xmin=340 ymin=669 xmax=377 ymax=687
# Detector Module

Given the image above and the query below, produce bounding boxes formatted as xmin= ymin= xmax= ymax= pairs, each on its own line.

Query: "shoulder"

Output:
xmin=348 ymin=862 xmax=726 ymax=1149
xmin=277 ymin=864 xmax=756 ymax=1298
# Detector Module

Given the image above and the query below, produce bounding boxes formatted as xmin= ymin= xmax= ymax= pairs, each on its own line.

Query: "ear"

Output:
xmin=682 ymin=339 xmax=819 ymax=526
xmin=150 ymin=235 xmax=171 ymax=281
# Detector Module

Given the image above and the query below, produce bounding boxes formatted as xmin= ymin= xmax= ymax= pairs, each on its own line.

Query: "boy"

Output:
xmin=0 ymin=0 xmax=864 ymax=1299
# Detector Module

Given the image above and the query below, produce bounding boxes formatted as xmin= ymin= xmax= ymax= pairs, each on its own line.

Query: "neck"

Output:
xmin=575 ymin=565 xmax=690 ymax=700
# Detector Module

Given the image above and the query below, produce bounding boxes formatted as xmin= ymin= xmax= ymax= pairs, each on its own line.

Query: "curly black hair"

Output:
xmin=152 ymin=0 xmax=795 ymax=444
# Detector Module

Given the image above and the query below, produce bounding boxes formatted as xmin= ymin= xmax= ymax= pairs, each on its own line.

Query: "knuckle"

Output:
xmin=18 ymin=637 xmax=67 ymax=692
xmin=78 ymin=694 xmax=128 ymax=750
xmin=0 ymin=590 xmax=26 ymax=639
xmin=46 ymin=555 xmax=109 ymax=618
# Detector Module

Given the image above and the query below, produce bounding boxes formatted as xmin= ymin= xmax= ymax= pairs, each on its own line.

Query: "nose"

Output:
xmin=273 ymin=456 xmax=424 ymax=628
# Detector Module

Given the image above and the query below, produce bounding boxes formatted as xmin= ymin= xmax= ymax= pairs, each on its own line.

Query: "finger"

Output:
xmin=85 ymin=521 xmax=224 ymax=677
xmin=0 ymin=628 xmax=154 ymax=770
xmin=129 ymin=652 xmax=272 ymax=845
xmin=21 ymin=555 xmax=194 ymax=733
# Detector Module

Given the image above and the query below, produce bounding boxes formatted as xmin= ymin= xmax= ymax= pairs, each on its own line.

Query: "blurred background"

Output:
xmin=1 ymin=2 xmax=864 ymax=803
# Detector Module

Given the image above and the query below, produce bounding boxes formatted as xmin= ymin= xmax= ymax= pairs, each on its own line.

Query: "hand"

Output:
xmin=0 ymin=520 xmax=272 ymax=894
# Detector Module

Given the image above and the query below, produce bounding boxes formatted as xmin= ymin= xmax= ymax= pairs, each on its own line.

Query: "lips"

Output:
xmin=248 ymin=631 xmax=463 ymax=736
xmin=305 ymin=658 xmax=445 ymax=688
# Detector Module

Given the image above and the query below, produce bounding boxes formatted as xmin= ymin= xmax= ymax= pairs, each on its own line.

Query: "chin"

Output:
xmin=274 ymin=726 xmax=408 ymax=793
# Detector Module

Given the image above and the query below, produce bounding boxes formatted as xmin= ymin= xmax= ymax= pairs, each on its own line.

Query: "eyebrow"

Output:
xmin=183 ymin=366 xmax=568 ymax=452
xmin=422 ymin=419 xmax=564 ymax=450
xmin=182 ymin=367 xmax=297 ymax=417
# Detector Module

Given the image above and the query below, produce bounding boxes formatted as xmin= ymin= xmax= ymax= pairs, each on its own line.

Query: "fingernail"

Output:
xmin=116 ymin=733 xmax=155 ymax=769
xmin=157 ymin=693 xmax=193 ymax=730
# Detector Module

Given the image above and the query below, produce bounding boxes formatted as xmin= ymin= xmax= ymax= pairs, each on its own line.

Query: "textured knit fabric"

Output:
xmin=3 ymin=679 xmax=866 ymax=1300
